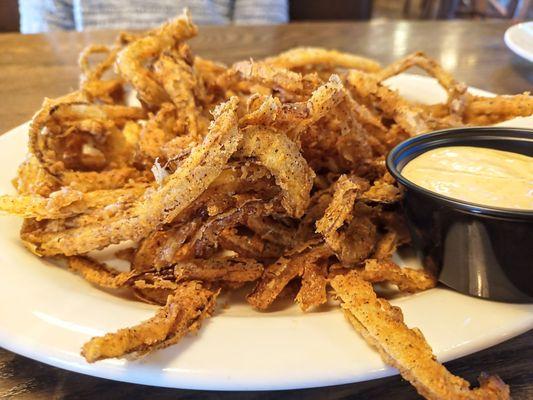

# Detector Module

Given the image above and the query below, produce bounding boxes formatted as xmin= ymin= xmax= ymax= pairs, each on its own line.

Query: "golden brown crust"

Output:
xmin=247 ymin=245 xmax=330 ymax=310
xmin=174 ymin=258 xmax=263 ymax=283
xmin=263 ymin=47 xmax=381 ymax=73
xmin=239 ymin=126 xmax=314 ymax=218
xmin=295 ymin=259 xmax=328 ymax=311
xmin=331 ymin=272 xmax=510 ymax=400
xmin=82 ymin=281 xmax=219 ymax=362
xmin=68 ymin=256 xmax=133 ymax=288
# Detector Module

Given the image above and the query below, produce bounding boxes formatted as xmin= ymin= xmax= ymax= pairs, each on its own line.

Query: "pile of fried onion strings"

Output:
xmin=2 ymin=10 xmax=531 ymax=400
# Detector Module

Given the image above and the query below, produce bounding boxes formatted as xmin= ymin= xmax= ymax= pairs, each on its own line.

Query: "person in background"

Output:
xmin=19 ymin=0 xmax=288 ymax=33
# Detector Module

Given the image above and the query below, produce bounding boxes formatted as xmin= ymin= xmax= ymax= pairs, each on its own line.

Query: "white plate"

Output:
xmin=504 ymin=21 xmax=533 ymax=62
xmin=0 ymin=74 xmax=532 ymax=391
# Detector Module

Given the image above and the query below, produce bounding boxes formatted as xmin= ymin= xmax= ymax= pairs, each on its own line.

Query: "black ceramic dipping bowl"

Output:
xmin=386 ymin=127 xmax=533 ymax=303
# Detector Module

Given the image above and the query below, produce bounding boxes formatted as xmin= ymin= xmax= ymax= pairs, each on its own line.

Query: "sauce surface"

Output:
xmin=401 ymin=146 xmax=533 ymax=210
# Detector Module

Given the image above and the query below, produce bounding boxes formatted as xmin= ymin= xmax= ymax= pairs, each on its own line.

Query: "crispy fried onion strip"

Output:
xmin=246 ymin=256 xmax=300 ymax=310
xmin=28 ymin=98 xmax=147 ymax=180
xmin=347 ymin=70 xmax=430 ymax=136
xmin=191 ymin=200 xmax=267 ymax=258
xmin=374 ymin=52 xmax=467 ymax=115
xmin=240 ymin=94 xmax=282 ymax=126
xmin=330 ymin=259 xmax=436 ymax=293
xmin=263 ymin=47 xmax=381 ymax=72
xmin=13 ymin=155 xmax=61 ymax=196
xmin=359 ymin=259 xmax=436 ymax=292
xmin=361 ymin=173 xmax=402 ymax=204
xmin=218 ymin=227 xmax=285 ymax=260
xmin=372 ymin=212 xmax=411 ymax=260
xmin=295 ymin=259 xmax=328 ymax=311
xmin=58 ymin=168 xmax=149 ymax=193
xmin=78 ymin=44 xmax=123 ymax=103
xmin=291 ymin=74 xmax=345 ymax=137
xmin=28 ymin=93 xmax=84 ymax=173
xmin=116 ymin=10 xmax=197 ymax=107
xmin=68 ymin=256 xmax=133 ymax=288
xmin=132 ymin=219 xmax=201 ymax=271
xmin=465 ymin=93 xmax=533 ymax=120
xmin=240 ymin=75 xmax=346 ymax=140
xmin=238 ymin=126 xmax=314 ymax=218
xmin=82 ymin=281 xmax=219 ymax=362
xmin=30 ymin=97 xmax=240 ymax=256
xmin=79 ymin=45 xmax=117 ymax=83
xmin=233 ymin=60 xmax=305 ymax=93
xmin=247 ymin=245 xmax=330 ymax=311
xmin=0 ymin=185 xmax=146 ymax=221
xmin=154 ymin=51 xmax=201 ymax=139
xmin=331 ymin=272 xmax=510 ymax=400
xmin=316 ymin=175 xmax=370 ymax=261
xmin=174 ymin=258 xmax=264 ymax=283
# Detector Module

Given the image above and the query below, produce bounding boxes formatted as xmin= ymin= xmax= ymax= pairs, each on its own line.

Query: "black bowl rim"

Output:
xmin=386 ymin=126 xmax=533 ymax=220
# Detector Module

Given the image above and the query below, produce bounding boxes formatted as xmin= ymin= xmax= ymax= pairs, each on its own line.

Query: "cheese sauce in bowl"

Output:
xmin=401 ymin=146 xmax=533 ymax=210
xmin=387 ymin=127 xmax=533 ymax=303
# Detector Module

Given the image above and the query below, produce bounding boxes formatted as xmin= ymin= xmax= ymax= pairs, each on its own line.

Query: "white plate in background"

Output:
xmin=504 ymin=21 xmax=533 ymax=62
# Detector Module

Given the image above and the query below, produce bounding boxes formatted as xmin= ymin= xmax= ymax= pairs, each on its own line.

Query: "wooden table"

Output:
xmin=0 ymin=20 xmax=532 ymax=399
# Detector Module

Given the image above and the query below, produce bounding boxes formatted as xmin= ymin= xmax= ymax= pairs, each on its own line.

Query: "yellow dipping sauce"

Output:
xmin=402 ymin=146 xmax=533 ymax=210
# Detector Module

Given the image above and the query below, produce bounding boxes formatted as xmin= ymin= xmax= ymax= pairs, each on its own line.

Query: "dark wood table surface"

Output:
xmin=0 ymin=20 xmax=532 ymax=399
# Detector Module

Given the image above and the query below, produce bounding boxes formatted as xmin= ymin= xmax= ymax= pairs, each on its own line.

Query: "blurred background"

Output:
xmin=0 ymin=0 xmax=531 ymax=33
